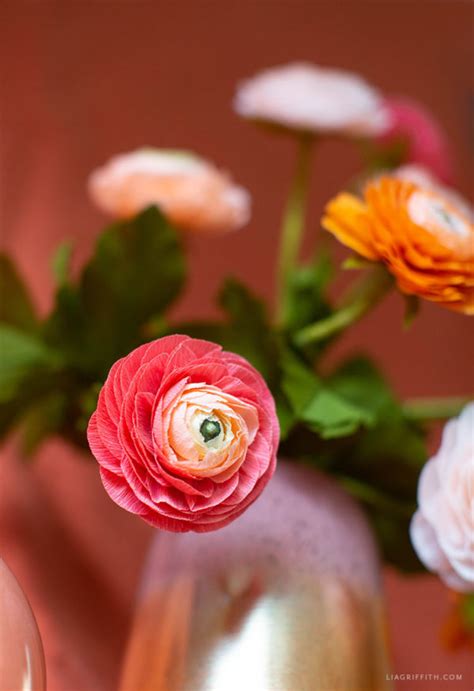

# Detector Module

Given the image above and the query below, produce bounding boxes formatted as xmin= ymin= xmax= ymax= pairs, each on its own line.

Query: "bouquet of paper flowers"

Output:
xmin=1 ymin=63 xmax=472 ymax=619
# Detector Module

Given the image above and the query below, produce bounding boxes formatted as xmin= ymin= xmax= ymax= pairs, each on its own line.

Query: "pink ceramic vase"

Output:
xmin=120 ymin=462 xmax=392 ymax=690
xmin=0 ymin=558 xmax=46 ymax=691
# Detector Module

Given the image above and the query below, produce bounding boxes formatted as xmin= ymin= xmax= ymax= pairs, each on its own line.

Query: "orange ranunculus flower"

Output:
xmin=322 ymin=177 xmax=474 ymax=314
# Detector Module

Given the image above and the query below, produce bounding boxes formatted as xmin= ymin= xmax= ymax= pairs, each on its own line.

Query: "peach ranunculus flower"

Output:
xmin=88 ymin=149 xmax=251 ymax=234
xmin=87 ymin=335 xmax=279 ymax=532
xmin=410 ymin=404 xmax=474 ymax=592
xmin=322 ymin=176 xmax=474 ymax=314
xmin=234 ymin=62 xmax=388 ymax=137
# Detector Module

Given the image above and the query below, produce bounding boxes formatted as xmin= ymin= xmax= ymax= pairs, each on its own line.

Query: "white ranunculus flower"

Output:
xmin=88 ymin=149 xmax=251 ymax=234
xmin=234 ymin=62 xmax=388 ymax=137
xmin=410 ymin=403 xmax=474 ymax=592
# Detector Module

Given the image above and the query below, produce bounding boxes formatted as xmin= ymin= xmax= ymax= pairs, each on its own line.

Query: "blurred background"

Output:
xmin=1 ymin=2 xmax=473 ymax=690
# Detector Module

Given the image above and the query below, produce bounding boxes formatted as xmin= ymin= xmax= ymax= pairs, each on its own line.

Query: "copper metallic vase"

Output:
xmin=0 ymin=559 xmax=46 ymax=691
xmin=120 ymin=462 xmax=392 ymax=691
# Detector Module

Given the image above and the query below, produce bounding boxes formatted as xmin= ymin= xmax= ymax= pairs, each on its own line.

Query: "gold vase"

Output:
xmin=0 ymin=558 xmax=46 ymax=691
xmin=120 ymin=462 xmax=392 ymax=691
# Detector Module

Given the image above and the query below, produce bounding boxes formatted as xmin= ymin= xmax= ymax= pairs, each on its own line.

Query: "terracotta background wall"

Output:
xmin=1 ymin=2 xmax=473 ymax=690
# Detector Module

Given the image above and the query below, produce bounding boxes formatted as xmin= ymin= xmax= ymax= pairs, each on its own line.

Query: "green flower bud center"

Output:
xmin=200 ymin=418 xmax=221 ymax=443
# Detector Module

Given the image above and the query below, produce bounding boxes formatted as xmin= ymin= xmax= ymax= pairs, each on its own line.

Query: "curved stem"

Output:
xmin=294 ymin=265 xmax=393 ymax=347
xmin=402 ymin=396 xmax=471 ymax=422
xmin=276 ymin=133 xmax=314 ymax=324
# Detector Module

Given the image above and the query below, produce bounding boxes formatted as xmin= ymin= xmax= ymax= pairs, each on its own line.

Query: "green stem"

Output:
xmin=402 ymin=396 xmax=471 ymax=422
xmin=335 ymin=474 xmax=414 ymax=519
xmin=294 ymin=266 xmax=393 ymax=347
xmin=277 ymin=133 xmax=314 ymax=324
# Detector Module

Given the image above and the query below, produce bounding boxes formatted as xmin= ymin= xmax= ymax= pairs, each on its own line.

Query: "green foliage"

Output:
xmin=283 ymin=249 xmax=333 ymax=332
xmin=218 ymin=279 xmax=279 ymax=383
xmin=0 ymin=208 xmax=431 ymax=572
xmin=0 ymin=325 xmax=59 ymax=403
xmin=1 ymin=206 xmax=186 ymax=452
xmin=172 ymin=282 xmax=429 ymax=569
xmin=280 ymin=349 xmax=375 ymax=439
xmin=329 ymin=358 xmax=426 ymax=571
xmin=45 ymin=206 xmax=185 ymax=377
xmin=174 ymin=278 xmax=279 ymax=384
xmin=281 ymin=356 xmax=427 ymax=570
xmin=0 ymin=255 xmax=38 ymax=331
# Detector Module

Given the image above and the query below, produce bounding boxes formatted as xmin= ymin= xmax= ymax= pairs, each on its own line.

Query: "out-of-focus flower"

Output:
xmin=234 ymin=62 xmax=388 ymax=137
xmin=394 ymin=165 xmax=472 ymax=218
xmin=87 ymin=335 xmax=279 ymax=532
xmin=88 ymin=149 xmax=251 ymax=234
xmin=393 ymin=164 xmax=442 ymax=188
xmin=322 ymin=176 xmax=474 ymax=314
xmin=410 ymin=403 xmax=474 ymax=592
xmin=376 ymin=97 xmax=454 ymax=183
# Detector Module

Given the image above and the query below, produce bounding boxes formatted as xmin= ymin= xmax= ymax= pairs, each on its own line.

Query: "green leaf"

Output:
xmin=280 ymin=347 xmax=320 ymax=414
xmin=280 ymin=349 xmax=375 ymax=439
xmin=43 ymin=284 xmax=87 ymax=366
xmin=172 ymin=281 xmax=278 ymax=383
xmin=0 ymin=255 xmax=38 ymax=331
xmin=281 ymin=355 xmax=428 ymax=570
xmin=328 ymin=357 xmax=427 ymax=570
xmin=0 ymin=324 xmax=59 ymax=402
xmin=302 ymin=389 xmax=374 ymax=439
xmin=284 ymin=250 xmax=333 ymax=333
xmin=80 ymin=206 xmax=185 ymax=370
xmin=327 ymin=357 xmax=393 ymax=417
xmin=0 ymin=324 xmax=66 ymax=446
xmin=217 ymin=278 xmax=278 ymax=382
xmin=51 ymin=241 xmax=73 ymax=286
xmin=45 ymin=206 xmax=186 ymax=377
xmin=326 ymin=357 xmax=427 ymax=498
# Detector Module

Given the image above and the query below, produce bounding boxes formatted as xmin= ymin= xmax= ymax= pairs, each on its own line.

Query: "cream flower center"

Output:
xmin=408 ymin=190 xmax=471 ymax=240
xmin=199 ymin=417 xmax=222 ymax=443
xmin=159 ymin=383 xmax=259 ymax=479
xmin=188 ymin=409 xmax=233 ymax=452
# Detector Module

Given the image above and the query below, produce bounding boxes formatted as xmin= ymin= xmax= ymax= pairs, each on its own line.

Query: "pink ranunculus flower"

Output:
xmin=88 ymin=149 xmax=251 ymax=234
xmin=234 ymin=62 xmax=388 ymax=137
xmin=410 ymin=403 xmax=474 ymax=592
xmin=377 ymin=97 xmax=454 ymax=183
xmin=87 ymin=335 xmax=279 ymax=532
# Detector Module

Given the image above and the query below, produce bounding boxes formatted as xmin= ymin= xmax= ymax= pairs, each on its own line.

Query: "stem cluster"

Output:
xmin=274 ymin=133 xmax=466 ymax=422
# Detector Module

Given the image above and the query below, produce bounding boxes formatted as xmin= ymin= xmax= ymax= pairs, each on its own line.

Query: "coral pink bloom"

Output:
xmin=377 ymin=97 xmax=454 ymax=183
xmin=87 ymin=335 xmax=279 ymax=532
xmin=88 ymin=149 xmax=251 ymax=234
